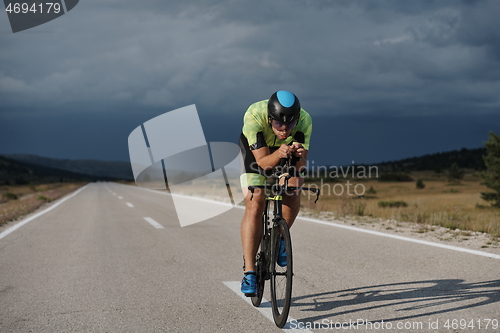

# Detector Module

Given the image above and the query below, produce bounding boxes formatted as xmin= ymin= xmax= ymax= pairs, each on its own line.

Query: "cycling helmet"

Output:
xmin=267 ymin=90 xmax=301 ymax=124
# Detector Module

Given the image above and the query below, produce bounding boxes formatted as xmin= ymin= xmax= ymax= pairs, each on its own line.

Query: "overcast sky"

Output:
xmin=1 ymin=0 xmax=499 ymax=166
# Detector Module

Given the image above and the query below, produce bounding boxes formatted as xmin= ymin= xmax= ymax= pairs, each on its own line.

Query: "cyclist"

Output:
xmin=239 ymin=90 xmax=312 ymax=295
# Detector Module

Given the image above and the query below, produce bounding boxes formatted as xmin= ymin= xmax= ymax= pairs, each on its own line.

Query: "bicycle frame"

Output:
xmin=247 ymin=158 xmax=320 ymax=327
xmin=258 ymin=186 xmax=287 ymax=281
xmin=248 ymin=158 xmax=321 ymax=264
xmin=249 ymin=177 xmax=320 ymax=277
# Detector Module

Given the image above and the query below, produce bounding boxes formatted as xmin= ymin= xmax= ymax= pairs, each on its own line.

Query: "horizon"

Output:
xmin=2 ymin=144 xmax=487 ymax=168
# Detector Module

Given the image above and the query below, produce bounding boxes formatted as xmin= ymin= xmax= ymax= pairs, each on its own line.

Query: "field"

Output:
xmin=301 ymin=171 xmax=500 ymax=240
xmin=0 ymin=183 xmax=85 ymax=227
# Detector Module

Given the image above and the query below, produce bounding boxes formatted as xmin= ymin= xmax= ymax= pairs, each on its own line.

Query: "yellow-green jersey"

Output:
xmin=242 ymin=100 xmax=312 ymax=151
xmin=239 ymin=99 xmax=313 ymax=187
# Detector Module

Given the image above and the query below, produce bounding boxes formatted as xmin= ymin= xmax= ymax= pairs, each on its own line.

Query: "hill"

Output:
xmin=2 ymin=147 xmax=486 ymax=184
xmin=306 ymin=147 xmax=487 ymax=182
xmin=3 ymin=154 xmax=134 ymax=181
xmin=374 ymin=147 xmax=486 ymax=172
xmin=0 ymin=155 xmax=114 ymax=185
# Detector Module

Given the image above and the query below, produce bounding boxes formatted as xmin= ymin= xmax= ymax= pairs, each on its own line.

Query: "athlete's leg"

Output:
xmin=239 ymin=132 xmax=269 ymax=273
xmin=282 ymin=176 xmax=304 ymax=228
xmin=240 ymin=187 xmax=266 ymax=272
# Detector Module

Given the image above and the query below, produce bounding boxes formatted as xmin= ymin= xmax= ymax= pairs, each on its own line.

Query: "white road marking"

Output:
xmin=118 ymin=196 xmax=123 ymax=199
xmin=117 ymin=183 xmax=500 ymax=260
xmin=143 ymin=217 xmax=164 ymax=229
xmin=0 ymin=183 xmax=92 ymax=241
xmin=126 ymin=202 xmax=134 ymax=208
xmin=223 ymin=281 xmax=312 ymax=332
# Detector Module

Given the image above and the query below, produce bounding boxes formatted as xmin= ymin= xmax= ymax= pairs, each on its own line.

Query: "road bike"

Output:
xmin=247 ymin=158 xmax=320 ymax=328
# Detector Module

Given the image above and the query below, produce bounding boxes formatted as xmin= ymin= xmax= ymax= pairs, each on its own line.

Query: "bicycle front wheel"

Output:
xmin=270 ymin=218 xmax=293 ymax=328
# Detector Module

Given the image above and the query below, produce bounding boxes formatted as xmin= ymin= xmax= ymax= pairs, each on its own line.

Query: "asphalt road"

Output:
xmin=0 ymin=183 xmax=499 ymax=332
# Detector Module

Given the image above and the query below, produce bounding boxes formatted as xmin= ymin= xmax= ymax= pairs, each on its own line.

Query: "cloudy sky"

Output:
xmin=1 ymin=0 xmax=499 ymax=166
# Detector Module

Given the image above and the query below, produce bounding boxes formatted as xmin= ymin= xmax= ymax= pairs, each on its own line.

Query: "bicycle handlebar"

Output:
xmin=279 ymin=157 xmax=288 ymax=168
xmin=248 ymin=154 xmax=320 ymax=202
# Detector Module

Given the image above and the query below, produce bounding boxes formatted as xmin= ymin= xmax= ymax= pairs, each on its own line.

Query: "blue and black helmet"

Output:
xmin=267 ymin=90 xmax=301 ymax=124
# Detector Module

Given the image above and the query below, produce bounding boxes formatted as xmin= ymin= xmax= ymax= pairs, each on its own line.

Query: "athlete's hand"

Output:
xmin=291 ymin=142 xmax=305 ymax=158
xmin=277 ymin=144 xmax=292 ymax=159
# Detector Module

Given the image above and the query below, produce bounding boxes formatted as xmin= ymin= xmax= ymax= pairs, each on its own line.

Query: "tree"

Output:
xmin=447 ymin=163 xmax=464 ymax=183
xmin=481 ymin=131 xmax=500 ymax=208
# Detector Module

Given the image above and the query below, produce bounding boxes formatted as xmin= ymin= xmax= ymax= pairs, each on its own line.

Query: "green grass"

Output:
xmin=378 ymin=200 xmax=409 ymax=208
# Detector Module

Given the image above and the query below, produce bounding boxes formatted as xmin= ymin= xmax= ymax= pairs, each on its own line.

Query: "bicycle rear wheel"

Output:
xmin=270 ymin=218 xmax=293 ymax=328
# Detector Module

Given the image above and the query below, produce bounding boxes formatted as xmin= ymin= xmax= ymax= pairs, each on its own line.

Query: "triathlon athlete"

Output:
xmin=239 ymin=90 xmax=312 ymax=295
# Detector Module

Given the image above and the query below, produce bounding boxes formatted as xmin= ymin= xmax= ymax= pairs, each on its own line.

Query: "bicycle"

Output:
xmin=247 ymin=157 xmax=320 ymax=328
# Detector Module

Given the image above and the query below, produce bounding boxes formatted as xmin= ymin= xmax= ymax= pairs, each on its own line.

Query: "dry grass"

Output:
xmin=302 ymin=171 xmax=500 ymax=238
xmin=0 ymin=183 xmax=85 ymax=227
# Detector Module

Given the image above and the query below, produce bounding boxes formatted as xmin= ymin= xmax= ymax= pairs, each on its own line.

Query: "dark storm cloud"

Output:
xmin=1 ymin=0 xmax=499 ymax=163
xmin=205 ymin=0 xmax=500 ymax=116
xmin=0 ymin=0 xmax=498 ymax=115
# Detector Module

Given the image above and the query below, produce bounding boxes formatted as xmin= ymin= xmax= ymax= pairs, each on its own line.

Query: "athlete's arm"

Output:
xmin=252 ymin=144 xmax=308 ymax=171
xmin=251 ymin=144 xmax=294 ymax=170
xmin=291 ymin=142 xmax=308 ymax=172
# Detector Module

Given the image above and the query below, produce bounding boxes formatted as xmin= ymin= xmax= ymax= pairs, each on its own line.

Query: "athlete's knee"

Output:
xmin=283 ymin=193 xmax=301 ymax=210
xmin=284 ymin=189 xmax=301 ymax=202
xmin=245 ymin=201 xmax=265 ymax=218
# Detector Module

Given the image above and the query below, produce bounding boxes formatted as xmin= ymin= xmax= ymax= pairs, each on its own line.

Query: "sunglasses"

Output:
xmin=271 ymin=119 xmax=298 ymax=130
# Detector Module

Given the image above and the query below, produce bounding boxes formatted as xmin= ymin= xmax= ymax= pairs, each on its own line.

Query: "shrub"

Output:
xmin=353 ymin=200 xmax=367 ymax=216
xmin=379 ymin=173 xmax=414 ymax=182
xmin=2 ymin=192 xmax=18 ymax=200
xmin=378 ymin=200 xmax=408 ymax=208
xmin=416 ymin=179 xmax=425 ymax=189
xmin=366 ymin=186 xmax=377 ymax=194
xmin=447 ymin=163 xmax=465 ymax=182
xmin=339 ymin=196 xmax=367 ymax=216
xmin=29 ymin=184 xmax=38 ymax=192
xmin=481 ymin=131 xmax=500 ymax=208
xmin=37 ymin=195 xmax=50 ymax=202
